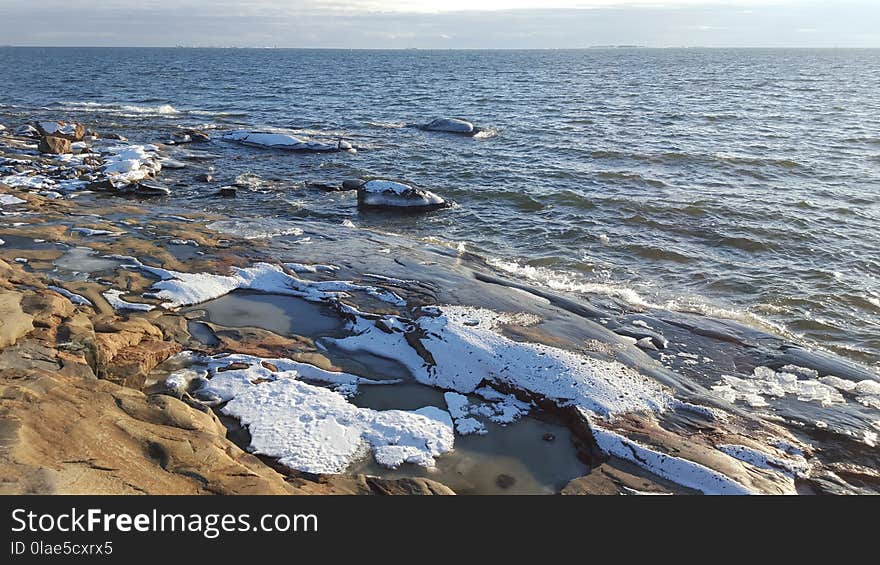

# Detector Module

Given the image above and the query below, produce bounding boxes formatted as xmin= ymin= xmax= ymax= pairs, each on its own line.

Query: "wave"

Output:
xmin=484 ymin=256 xmax=798 ymax=342
xmin=42 ymin=101 xmax=244 ymax=119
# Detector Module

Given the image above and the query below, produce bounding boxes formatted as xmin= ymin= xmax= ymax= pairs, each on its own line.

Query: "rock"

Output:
xmin=217 ymin=186 xmax=237 ymax=198
xmin=420 ymin=117 xmax=476 ymax=135
xmin=362 ymin=476 xmax=455 ymax=495
xmin=184 ymin=128 xmax=211 ymax=143
xmin=85 ymin=179 xmax=114 ymax=191
xmin=0 ymin=291 xmax=34 ymax=349
xmin=35 ymin=121 xmax=85 ymax=142
xmin=196 ymin=173 xmax=214 ymax=183
xmin=561 ymin=463 xmax=679 ymax=495
xmin=308 ymin=182 xmax=345 ymax=192
xmin=221 ymin=130 xmax=354 ymax=153
xmin=103 ymin=339 xmax=182 ymax=389
xmin=159 ymin=158 xmax=187 ymax=169
xmin=342 ymin=179 xmax=365 ymax=191
xmin=104 ymin=133 xmax=128 ymax=141
xmin=38 ymin=135 xmax=72 ymax=155
xmin=495 ymin=473 xmax=516 ymax=489
xmin=357 ymin=179 xmax=449 ymax=211
xmin=20 ymin=290 xmax=76 ymax=328
xmin=0 ymin=367 xmax=351 ymax=494
xmin=14 ymin=124 xmax=39 ymax=138
xmin=134 ymin=180 xmax=171 ymax=196
xmin=218 ymin=362 xmax=250 ymax=372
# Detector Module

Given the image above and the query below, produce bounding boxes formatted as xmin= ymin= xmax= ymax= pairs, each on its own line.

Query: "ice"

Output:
xmin=588 ymin=419 xmax=754 ymax=495
xmin=48 ymin=285 xmax=93 ymax=307
xmin=212 ymin=372 xmax=453 ymax=474
xmin=712 ymin=366 xmax=847 ymax=408
xmin=222 ymin=130 xmax=353 ymax=152
xmin=716 ymin=444 xmax=810 ymax=479
xmin=102 ymin=289 xmax=155 ymax=312
xmin=330 ymin=305 xmax=674 ymax=418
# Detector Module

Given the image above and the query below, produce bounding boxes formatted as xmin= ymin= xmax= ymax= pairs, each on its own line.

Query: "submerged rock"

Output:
xmin=419 ymin=117 xmax=477 ymax=135
xmin=221 ymin=130 xmax=355 ymax=153
xmin=357 ymin=179 xmax=449 ymax=211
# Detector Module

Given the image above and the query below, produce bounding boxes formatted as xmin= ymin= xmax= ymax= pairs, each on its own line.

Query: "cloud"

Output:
xmin=0 ymin=0 xmax=878 ymax=47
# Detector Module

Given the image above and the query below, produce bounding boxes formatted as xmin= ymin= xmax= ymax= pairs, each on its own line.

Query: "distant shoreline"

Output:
xmin=3 ymin=45 xmax=880 ymax=51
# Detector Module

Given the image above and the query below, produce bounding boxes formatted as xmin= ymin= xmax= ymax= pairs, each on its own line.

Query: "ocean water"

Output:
xmin=2 ymin=47 xmax=879 ymax=370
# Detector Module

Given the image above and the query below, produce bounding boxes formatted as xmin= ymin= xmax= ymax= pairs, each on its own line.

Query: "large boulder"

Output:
xmin=356 ymin=179 xmax=449 ymax=211
xmin=38 ymin=135 xmax=72 ymax=155
xmin=35 ymin=121 xmax=85 ymax=142
xmin=419 ymin=117 xmax=477 ymax=135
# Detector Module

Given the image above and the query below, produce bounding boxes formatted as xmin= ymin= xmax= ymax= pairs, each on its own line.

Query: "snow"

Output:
xmin=329 ymin=305 xmax=674 ymax=418
xmin=204 ymin=367 xmax=453 ymax=474
xmin=48 ymin=285 xmax=93 ymax=307
xmin=118 ymin=258 xmax=404 ymax=309
xmin=444 ymin=392 xmax=487 ymax=435
xmin=222 ymin=130 xmax=353 ymax=153
xmin=1 ymin=175 xmax=54 ymax=190
xmin=102 ymin=289 xmax=155 ymax=312
xmin=359 ymin=180 xmax=446 ymax=208
xmin=285 ymin=262 xmax=339 ymax=274
xmin=70 ymin=227 xmax=120 ymax=237
xmin=588 ymin=419 xmax=754 ymax=495
xmin=0 ymin=194 xmax=28 ymax=205
xmin=101 ymin=144 xmax=162 ymax=186
xmin=423 ymin=118 xmax=475 ymax=133
xmin=38 ymin=121 xmax=78 ymax=136
xmin=712 ymin=366 xmax=847 ymax=408
xmin=196 ymin=353 xmax=396 ymax=402
xmin=716 ymin=444 xmax=810 ymax=479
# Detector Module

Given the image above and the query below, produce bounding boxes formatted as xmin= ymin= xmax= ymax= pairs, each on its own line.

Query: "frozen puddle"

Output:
xmin=54 ymin=246 xmax=123 ymax=279
xmin=349 ymin=415 xmax=586 ymax=495
xmin=186 ymin=290 xmax=348 ymax=338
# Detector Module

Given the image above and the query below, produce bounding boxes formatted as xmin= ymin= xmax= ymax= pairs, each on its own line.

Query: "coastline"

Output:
xmin=1 ymin=120 xmax=878 ymax=495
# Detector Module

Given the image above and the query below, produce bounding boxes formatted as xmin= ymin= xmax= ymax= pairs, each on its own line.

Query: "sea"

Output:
xmin=1 ymin=46 xmax=878 ymax=371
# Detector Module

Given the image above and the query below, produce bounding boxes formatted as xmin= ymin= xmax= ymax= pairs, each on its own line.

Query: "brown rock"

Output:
xmin=20 ymin=290 xmax=76 ymax=328
xmin=561 ymin=463 xmax=680 ymax=495
xmin=103 ymin=339 xmax=182 ymax=389
xmin=38 ymin=135 xmax=72 ymax=155
xmin=35 ymin=121 xmax=85 ymax=142
xmin=0 ymin=291 xmax=34 ymax=349
xmin=0 ymin=367 xmax=346 ymax=494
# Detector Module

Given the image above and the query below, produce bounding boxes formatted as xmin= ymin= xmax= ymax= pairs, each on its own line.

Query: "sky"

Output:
xmin=0 ymin=0 xmax=878 ymax=48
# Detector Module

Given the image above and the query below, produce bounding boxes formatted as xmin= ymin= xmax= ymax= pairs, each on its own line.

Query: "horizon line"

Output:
xmin=3 ymin=45 xmax=880 ymax=50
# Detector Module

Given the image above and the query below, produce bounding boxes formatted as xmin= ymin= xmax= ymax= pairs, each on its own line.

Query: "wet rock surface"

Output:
xmin=1 ymin=120 xmax=878 ymax=495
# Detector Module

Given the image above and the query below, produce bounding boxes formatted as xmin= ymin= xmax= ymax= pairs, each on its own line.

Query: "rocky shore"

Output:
xmin=1 ymin=119 xmax=878 ymax=495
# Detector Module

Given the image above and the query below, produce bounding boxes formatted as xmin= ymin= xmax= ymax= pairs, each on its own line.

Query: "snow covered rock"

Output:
xmin=35 ymin=121 xmax=85 ymax=142
xmin=419 ymin=118 xmax=476 ymax=135
xmin=356 ymin=179 xmax=448 ymax=211
xmin=101 ymin=144 xmax=163 ymax=187
xmin=221 ymin=130 xmax=355 ymax=153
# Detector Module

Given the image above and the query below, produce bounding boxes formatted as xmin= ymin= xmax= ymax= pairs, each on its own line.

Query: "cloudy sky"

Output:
xmin=1 ymin=0 xmax=878 ymax=48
